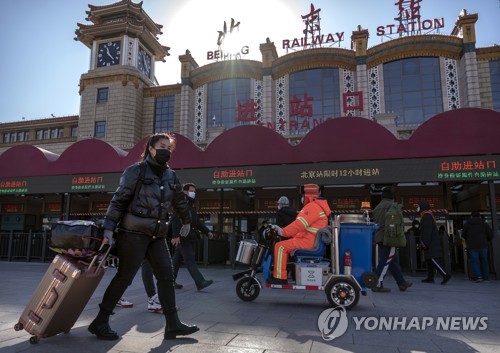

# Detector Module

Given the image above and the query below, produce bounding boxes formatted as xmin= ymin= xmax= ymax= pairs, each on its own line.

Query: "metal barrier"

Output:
xmin=0 ymin=230 xmax=56 ymax=262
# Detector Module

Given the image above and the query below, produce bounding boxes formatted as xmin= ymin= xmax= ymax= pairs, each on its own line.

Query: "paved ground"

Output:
xmin=0 ymin=260 xmax=499 ymax=353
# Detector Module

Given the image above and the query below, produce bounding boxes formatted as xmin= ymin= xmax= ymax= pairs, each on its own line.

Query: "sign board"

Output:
xmin=0 ymin=155 xmax=498 ymax=194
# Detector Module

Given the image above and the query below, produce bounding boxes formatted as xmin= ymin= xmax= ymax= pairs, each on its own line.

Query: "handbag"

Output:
xmin=50 ymin=220 xmax=103 ymax=253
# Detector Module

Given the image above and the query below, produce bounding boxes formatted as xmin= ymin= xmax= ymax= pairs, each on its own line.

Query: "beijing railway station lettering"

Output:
xmin=376 ymin=0 xmax=444 ymax=37
xmin=207 ymin=18 xmax=249 ymax=61
xmin=282 ymin=3 xmax=344 ymax=50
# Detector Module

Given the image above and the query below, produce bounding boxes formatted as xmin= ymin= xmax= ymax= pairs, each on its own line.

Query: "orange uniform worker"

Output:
xmin=267 ymin=184 xmax=332 ymax=285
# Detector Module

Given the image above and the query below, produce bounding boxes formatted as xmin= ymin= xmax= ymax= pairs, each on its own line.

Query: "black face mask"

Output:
xmin=154 ymin=149 xmax=171 ymax=165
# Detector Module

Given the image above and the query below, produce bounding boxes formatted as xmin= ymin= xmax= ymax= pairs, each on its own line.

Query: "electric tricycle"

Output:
xmin=232 ymin=214 xmax=378 ymax=310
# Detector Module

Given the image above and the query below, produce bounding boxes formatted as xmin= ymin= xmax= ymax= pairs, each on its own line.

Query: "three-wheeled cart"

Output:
xmin=232 ymin=214 xmax=378 ymax=310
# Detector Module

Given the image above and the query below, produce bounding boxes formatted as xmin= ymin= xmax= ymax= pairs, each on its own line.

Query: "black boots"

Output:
xmin=196 ymin=279 xmax=213 ymax=290
xmin=88 ymin=305 xmax=119 ymax=340
xmin=163 ymin=307 xmax=199 ymax=339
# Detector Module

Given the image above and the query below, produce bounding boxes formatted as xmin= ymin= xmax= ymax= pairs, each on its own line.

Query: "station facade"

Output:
xmin=0 ymin=1 xmax=499 ymax=271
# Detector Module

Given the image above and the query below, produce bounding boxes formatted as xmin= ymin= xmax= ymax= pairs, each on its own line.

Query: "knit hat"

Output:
xmin=277 ymin=196 xmax=289 ymax=206
xmin=302 ymin=184 xmax=320 ymax=199
xmin=381 ymin=187 xmax=394 ymax=199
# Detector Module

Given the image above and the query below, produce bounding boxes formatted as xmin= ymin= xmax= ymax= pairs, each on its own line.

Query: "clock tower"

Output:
xmin=75 ymin=0 xmax=170 ymax=148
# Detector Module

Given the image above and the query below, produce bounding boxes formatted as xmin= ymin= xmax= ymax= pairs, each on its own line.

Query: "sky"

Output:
xmin=0 ymin=0 xmax=498 ymax=123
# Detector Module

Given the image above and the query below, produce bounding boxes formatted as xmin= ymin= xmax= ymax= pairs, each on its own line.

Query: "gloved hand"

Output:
xmin=180 ymin=223 xmax=191 ymax=237
xmin=103 ymin=229 xmax=115 ymax=247
xmin=272 ymin=225 xmax=283 ymax=236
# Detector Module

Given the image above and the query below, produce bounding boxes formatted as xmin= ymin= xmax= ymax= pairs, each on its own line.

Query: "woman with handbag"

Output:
xmin=88 ymin=133 xmax=198 ymax=341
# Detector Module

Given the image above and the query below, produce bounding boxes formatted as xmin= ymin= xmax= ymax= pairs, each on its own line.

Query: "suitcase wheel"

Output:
xmin=14 ymin=323 xmax=23 ymax=331
xmin=29 ymin=336 xmax=39 ymax=344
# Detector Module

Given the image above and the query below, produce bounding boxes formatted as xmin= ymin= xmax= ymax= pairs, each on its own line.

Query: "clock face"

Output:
xmin=97 ymin=41 xmax=121 ymax=67
xmin=137 ymin=47 xmax=152 ymax=77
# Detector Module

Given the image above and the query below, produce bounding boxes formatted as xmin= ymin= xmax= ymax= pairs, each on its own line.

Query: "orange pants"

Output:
xmin=273 ymin=236 xmax=315 ymax=280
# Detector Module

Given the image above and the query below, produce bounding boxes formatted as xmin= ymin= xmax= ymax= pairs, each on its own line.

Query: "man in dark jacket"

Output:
xmin=419 ymin=200 xmax=451 ymax=284
xmin=372 ymin=188 xmax=412 ymax=292
xmin=171 ymin=183 xmax=214 ymax=290
xmin=463 ymin=211 xmax=494 ymax=282
xmin=276 ymin=196 xmax=298 ymax=228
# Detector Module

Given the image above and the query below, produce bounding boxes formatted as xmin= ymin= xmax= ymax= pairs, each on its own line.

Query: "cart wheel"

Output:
xmin=14 ymin=322 xmax=23 ymax=331
xmin=325 ymin=277 xmax=360 ymax=310
xmin=236 ymin=277 xmax=260 ymax=302
xmin=361 ymin=271 xmax=378 ymax=289
xmin=29 ymin=336 xmax=39 ymax=344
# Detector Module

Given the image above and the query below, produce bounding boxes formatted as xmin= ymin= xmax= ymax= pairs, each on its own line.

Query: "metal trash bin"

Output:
xmin=235 ymin=239 xmax=258 ymax=265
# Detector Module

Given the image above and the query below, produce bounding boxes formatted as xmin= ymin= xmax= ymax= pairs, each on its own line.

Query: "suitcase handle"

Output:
xmin=41 ymin=287 xmax=59 ymax=309
xmin=52 ymin=269 xmax=67 ymax=283
xmin=87 ymin=243 xmax=111 ymax=275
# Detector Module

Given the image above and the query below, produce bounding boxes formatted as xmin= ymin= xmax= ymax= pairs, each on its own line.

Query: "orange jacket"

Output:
xmin=282 ymin=199 xmax=331 ymax=239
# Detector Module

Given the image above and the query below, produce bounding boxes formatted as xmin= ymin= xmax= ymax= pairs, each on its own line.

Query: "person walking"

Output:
xmin=462 ymin=211 xmax=493 ymax=282
xmin=88 ymin=133 xmax=198 ymax=341
xmin=141 ymin=260 xmax=163 ymax=312
xmin=372 ymin=188 xmax=413 ymax=292
xmin=419 ymin=200 xmax=451 ymax=285
xmin=171 ymin=183 xmax=214 ymax=291
xmin=276 ymin=196 xmax=298 ymax=228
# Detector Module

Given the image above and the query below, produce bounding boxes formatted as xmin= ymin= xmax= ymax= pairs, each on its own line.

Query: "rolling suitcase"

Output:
xmin=14 ymin=245 xmax=110 ymax=344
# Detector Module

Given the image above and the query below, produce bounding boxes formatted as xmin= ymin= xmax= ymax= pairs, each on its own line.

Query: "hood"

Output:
xmin=418 ymin=200 xmax=430 ymax=211
xmin=468 ymin=217 xmax=484 ymax=225
xmin=316 ymin=198 xmax=332 ymax=216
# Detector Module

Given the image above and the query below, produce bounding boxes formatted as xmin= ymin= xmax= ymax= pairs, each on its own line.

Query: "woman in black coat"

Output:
xmin=88 ymin=133 xmax=198 ymax=341
xmin=419 ymin=200 xmax=451 ymax=284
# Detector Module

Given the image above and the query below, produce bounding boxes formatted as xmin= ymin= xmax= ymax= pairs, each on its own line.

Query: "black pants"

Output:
xmin=425 ymin=257 xmax=448 ymax=279
xmin=141 ymin=259 xmax=156 ymax=298
xmin=172 ymin=240 xmax=205 ymax=285
xmin=100 ymin=231 xmax=176 ymax=313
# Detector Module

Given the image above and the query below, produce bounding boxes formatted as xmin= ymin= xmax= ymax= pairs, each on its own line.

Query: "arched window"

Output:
xmin=489 ymin=59 xmax=500 ymax=112
xmin=384 ymin=57 xmax=443 ymax=127
xmin=289 ymin=68 xmax=341 ymax=135
xmin=206 ymin=78 xmax=252 ymax=129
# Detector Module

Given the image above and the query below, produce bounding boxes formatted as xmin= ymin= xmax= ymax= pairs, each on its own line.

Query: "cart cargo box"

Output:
xmin=295 ymin=262 xmax=329 ymax=286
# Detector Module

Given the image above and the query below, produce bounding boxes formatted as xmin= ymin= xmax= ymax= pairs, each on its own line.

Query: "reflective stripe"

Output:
xmin=297 ymin=217 xmax=309 ymax=227
xmin=305 ymin=226 xmax=319 ymax=234
xmin=276 ymin=245 xmax=286 ymax=279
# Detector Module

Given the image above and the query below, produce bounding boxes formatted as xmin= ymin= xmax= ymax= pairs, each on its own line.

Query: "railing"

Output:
xmin=0 ymin=230 xmax=56 ymax=262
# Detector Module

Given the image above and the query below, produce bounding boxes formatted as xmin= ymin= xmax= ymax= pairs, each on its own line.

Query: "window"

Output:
xmin=490 ymin=60 xmax=500 ymax=112
xmin=206 ymin=78 xmax=252 ymax=129
xmin=95 ymin=121 xmax=106 ymax=137
xmin=43 ymin=129 xmax=50 ymax=140
xmin=97 ymin=88 xmax=109 ymax=103
xmin=50 ymin=128 xmax=58 ymax=139
xmin=36 ymin=129 xmax=43 ymax=140
xmin=384 ymin=57 xmax=443 ymax=127
xmin=71 ymin=126 xmax=78 ymax=137
xmin=3 ymin=133 xmax=9 ymax=143
xmin=289 ymin=68 xmax=341 ymax=135
xmin=154 ymin=96 xmax=175 ymax=132
xmin=10 ymin=132 xmax=17 ymax=143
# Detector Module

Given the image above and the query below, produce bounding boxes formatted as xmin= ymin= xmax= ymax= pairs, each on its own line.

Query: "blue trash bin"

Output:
xmin=338 ymin=223 xmax=378 ymax=290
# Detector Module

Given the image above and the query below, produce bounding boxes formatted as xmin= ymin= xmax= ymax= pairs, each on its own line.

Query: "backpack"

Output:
xmin=383 ymin=202 xmax=406 ymax=248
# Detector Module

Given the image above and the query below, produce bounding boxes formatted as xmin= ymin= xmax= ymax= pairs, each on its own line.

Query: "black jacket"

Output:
xmin=103 ymin=156 xmax=190 ymax=238
xmin=419 ymin=200 xmax=441 ymax=260
xmin=276 ymin=206 xmax=298 ymax=228
xmin=171 ymin=197 xmax=210 ymax=242
xmin=463 ymin=216 xmax=493 ymax=250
